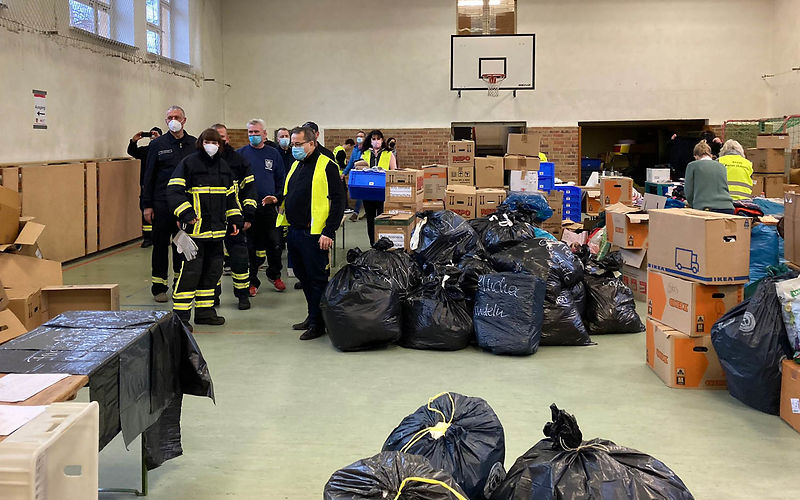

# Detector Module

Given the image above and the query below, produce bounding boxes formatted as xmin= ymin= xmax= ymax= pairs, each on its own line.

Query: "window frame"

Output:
xmin=67 ymin=0 xmax=138 ymax=50
xmin=456 ymin=0 xmax=517 ymax=36
xmin=69 ymin=0 xmax=112 ymax=39
xmin=146 ymin=0 xmax=172 ymax=59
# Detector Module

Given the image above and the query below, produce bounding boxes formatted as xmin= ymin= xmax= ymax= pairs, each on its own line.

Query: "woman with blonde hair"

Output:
xmin=718 ymin=139 xmax=753 ymax=199
xmin=685 ymin=140 xmax=734 ymax=214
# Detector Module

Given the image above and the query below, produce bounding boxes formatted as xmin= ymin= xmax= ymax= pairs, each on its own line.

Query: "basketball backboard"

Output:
xmin=450 ymin=34 xmax=535 ymax=94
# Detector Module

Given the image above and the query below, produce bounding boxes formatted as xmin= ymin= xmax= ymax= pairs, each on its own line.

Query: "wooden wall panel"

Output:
xmin=97 ymin=160 xmax=140 ymax=250
xmin=85 ymin=162 xmax=98 ymax=254
xmin=1 ymin=167 xmax=19 ymax=191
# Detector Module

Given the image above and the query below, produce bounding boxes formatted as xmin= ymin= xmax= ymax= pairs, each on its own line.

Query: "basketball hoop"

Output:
xmin=481 ymin=73 xmax=506 ymax=97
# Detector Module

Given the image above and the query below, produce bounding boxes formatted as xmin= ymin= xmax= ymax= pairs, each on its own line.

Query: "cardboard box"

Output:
xmin=646 ymin=318 xmax=727 ymax=389
xmin=0 ymin=308 xmax=27 ymax=344
xmin=786 ymin=193 xmax=800 ymax=264
xmin=374 ymin=212 xmax=417 ymax=251
xmin=0 ymin=253 xmax=63 ymax=291
xmin=383 ymin=198 xmax=424 ymax=215
xmin=447 ymin=140 xmax=475 ymax=168
xmin=780 ymin=359 xmax=800 ymax=434
xmin=752 ymin=174 xmax=785 ymax=198
xmin=620 ymin=249 xmax=647 ymax=302
xmin=447 ymin=166 xmax=474 ymax=186
xmin=747 ymin=148 xmax=786 ymax=174
xmin=422 ymin=200 xmax=445 ymax=212
xmin=0 ymin=279 xmax=7 ymax=311
xmin=600 ymin=176 xmax=633 ymax=207
xmin=474 ymin=157 xmax=505 ymax=188
xmin=385 ymin=169 xmax=424 ymax=204
xmin=504 ymin=155 xmax=540 ymax=171
xmin=0 ymin=185 xmax=20 ymax=244
xmin=647 ymin=270 xmax=743 ymax=336
xmin=422 ymin=165 xmax=448 ymax=200
xmin=509 ymin=170 xmax=539 ymax=192
xmin=756 ymin=134 xmax=790 ymax=149
xmin=605 ymin=203 xmax=649 ymax=249
xmin=540 ymin=190 xmax=564 ymax=238
xmin=507 ymin=132 xmax=542 ymax=157
xmin=445 ymin=185 xmax=477 ymax=219
xmin=646 ymin=168 xmax=671 ymax=183
xmin=0 ymin=219 xmax=45 ymax=255
xmin=785 ymin=184 xmax=800 ymax=196
xmin=40 ymin=284 xmax=120 ymax=319
xmin=647 ymin=209 xmax=751 ymax=284
xmin=476 ymin=188 xmax=507 ymax=218
xmin=6 ymin=287 xmax=43 ymax=331
xmin=581 ymin=187 xmax=602 ymax=215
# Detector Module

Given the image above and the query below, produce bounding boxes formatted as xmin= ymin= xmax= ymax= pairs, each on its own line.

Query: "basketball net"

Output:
xmin=481 ymin=73 xmax=506 ymax=97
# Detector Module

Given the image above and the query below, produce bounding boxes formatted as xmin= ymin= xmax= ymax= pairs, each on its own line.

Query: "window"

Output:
xmin=146 ymin=0 xmax=170 ymax=58
xmin=68 ymin=0 xmax=135 ymax=45
xmin=457 ymin=0 xmax=516 ymax=35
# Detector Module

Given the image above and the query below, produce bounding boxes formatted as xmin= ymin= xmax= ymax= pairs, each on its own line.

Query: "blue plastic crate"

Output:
xmin=348 ymin=170 xmax=386 ymax=201
xmin=581 ymin=158 xmax=602 ymax=170
xmin=563 ymin=206 xmax=582 ymax=222
xmin=554 ymin=185 xmax=582 ymax=203
xmin=538 ymin=176 xmax=554 ymax=191
xmin=538 ymin=162 xmax=555 ymax=178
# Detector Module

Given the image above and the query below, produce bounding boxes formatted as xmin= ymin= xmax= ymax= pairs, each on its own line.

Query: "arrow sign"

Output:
xmin=32 ymin=89 xmax=47 ymax=129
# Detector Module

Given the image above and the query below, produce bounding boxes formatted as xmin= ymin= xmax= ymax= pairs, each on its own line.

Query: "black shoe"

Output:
xmin=294 ymin=281 xmax=303 ymax=290
xmin=238 ymin=296 xmax=251 ymax=310
xmin=141 ymin=239 xmax=153 ymax=248
xmin=195 ymin=315 xmax=225 ymax=326
xmin=292 ymin=317 xmax=310 ymax=330
xmin=299 ymin=326 xmax=325 ymax=340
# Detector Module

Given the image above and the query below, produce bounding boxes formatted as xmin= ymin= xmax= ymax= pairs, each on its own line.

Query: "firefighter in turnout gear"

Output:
xmin=168 ymin=128 xmax=244 ymax=330
xmin=212 ymin=124 xmax=258 ymax=310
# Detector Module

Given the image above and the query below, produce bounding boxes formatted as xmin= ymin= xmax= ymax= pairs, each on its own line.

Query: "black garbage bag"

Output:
xmin=472 ymin=212 xmax=538 ymax=254
xmin=584 ymin=251 xmax=624 ymax=276
xmin=541 ymin=286 xmax=594 ymax=346
xmin=401 ymin=273 xmax=473 ymax=351
xmin=487 ymin=404 xmax=694 ymax=500
xmin=324 ymin=451 xmax=468 ymax=500
xmin=711 ymin=275 xmax=796 ymax=414
xmin=490 ymin=239 xmax=584 ymax=291
xmin=411 ymin=210 xmax=484 ymax=267
xmin=383 ymin=392 xmax=505 ymax=500
xmin=583 ymin=274 xmax=645 ymax=334
xmin=320 ymin=264 xmax=401 ymax=351
xmin=348 ymin=237 xmax=422 ymax=295
xmin=455 ymin=255 xmax=495 ymax=310
xmin=571 ymin=281 xmax=587 ymax=318
xmin=474 ymin=272 xmax=547 ymax=355
xmin=500 ymin=191 xmax=553 ymax=222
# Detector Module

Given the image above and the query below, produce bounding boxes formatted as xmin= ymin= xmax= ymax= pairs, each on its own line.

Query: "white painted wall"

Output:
xmin=0 ymin=0 xmax=226 ymax=164
xmin=769 ymin=0 xmax=800 ymax=116
xmin=222 ymin=0 xmax=775 ymax=132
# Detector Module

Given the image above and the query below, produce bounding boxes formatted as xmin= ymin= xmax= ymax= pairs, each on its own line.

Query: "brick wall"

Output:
xmin=530 ymin=127 xmax=580 ymax=183
xmin=227 ymin=129 xmax=250 ymax=150
xmin=324 ymin=128 xmax=451 ymax=168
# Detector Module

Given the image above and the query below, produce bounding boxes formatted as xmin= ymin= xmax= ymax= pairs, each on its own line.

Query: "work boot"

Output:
xmin=238 ymin=296 xmax=251 ymax=310
xmin=269 ymin=277 xmax=286 ymax=292
xmin=292 ymin=317 xmax=310 ymax=330
xmin=195 ymin=315 xmax=226 ymax=326
xmin=141 ymin=239 xmax=153 ymax=248
xmin=214 ymin=298 xmax=220 ymax=307
xmin=299 ymin=326 xmax=325 ymax=341
xmin=154 ymin=292 xmax=168 ymax=303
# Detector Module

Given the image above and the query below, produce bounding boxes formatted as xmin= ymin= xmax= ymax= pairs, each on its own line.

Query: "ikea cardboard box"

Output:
xmin=476 ymin=188 xmax=507 ymax=218
xmin=747 ymin=148 xmax=786 ymax=174
xmin=447 ymin=166 xmax=474 ymax=186
xmin=752 ymin=174 xmax=785 ymax=198
xmin=786 ymin=193 xmax=800 ymax=264
xmin=374 ymin=212 xmax=417 ymax=251
xmin=7 ymin=286 xmax=43 ymax=331
xmin=780 ymin=359 xmax=800 ymax=434
xmin=647 ymin=270 xmax=743 ymax=336
xmin=422 ymin=165 xmax=448 ymax=200
xmin=600 ymin=176 xmax=633 ymax=207
xmin=474 ymin=157 xmax=505 ymax=188
xmin=504 ymin=155 xmax=540 ymax=171
xmin=0 ymin=308 xmax=26 ymax=344
xmin=507 ymin=132 xmax=542 ymax=157
xmin=605 ymin=203 xmax=649 ymax=249
xmin=0 ymin=185 xmax=20 ymax=244
xmin=646 ymin=318 xmax=727 ymax=390
xmin=756 ymin=134 xmax=790 ymax=149
xmin=447 ymin=140 xmax=475 ymax=168
xmin=41 ymin=284 xmax=120 ymax=320
xmin=445 ymin=185 xmax=477 ymax=220
xmin=383 ymin=198 xmax=424 ymax=215
xmin=620 ymin=249 xmax=647 ymax=302
xmin=385 ymin=169 xmax=424 ymax=204
xmin=647 ymin=209 xmax=751 ymax=284
xmin=509 ymin=170 xmax=539 ymax=192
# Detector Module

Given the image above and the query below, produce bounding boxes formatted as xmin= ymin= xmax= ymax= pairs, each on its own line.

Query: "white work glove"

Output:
xmin=173 ymin=230 xmax=198 ymax=261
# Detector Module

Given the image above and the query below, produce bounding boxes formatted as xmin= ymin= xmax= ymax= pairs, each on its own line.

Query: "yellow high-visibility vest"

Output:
xmin=361 ymin=149 xmax=391 ymax=170
xmin=718 ymin=154 xmax=754 ymax=200
xmin=276 ymin=154 xmax=332 ymax=235
xmin=333 ymin=146 xmax=346 ymax=173
xmin=539 ymin=152 xmax=548 ymax=162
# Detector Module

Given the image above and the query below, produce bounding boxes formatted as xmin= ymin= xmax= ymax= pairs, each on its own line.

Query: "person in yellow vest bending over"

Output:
xmin=357 ymin=129 xmax=397 ymax=246
xmin=276 ymin=126 xmax=346 ymax=341
xmin=717 ymin=139 xmax=753 ymax=200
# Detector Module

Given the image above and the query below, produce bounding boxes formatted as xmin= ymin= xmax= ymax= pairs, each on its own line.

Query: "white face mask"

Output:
xmin=203 ymin=143 xmax=219 ymax=157
xmin=168 ymin=119 xmax=183 ymax=133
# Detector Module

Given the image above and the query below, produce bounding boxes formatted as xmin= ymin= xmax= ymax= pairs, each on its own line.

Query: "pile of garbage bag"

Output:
xmin=499 ymin=191 xmax=553 ymax=222
xmin=401 ymin=271 xmax=473 ymax=351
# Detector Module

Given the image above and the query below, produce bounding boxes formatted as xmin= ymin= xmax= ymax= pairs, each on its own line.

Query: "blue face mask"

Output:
xmin=278 ymin=137 xmax=290 ymax=148
xmin=292 ymin=146 xmax=308 ymax=160
xmin=249 ymin=135 xmax=263 ymax=147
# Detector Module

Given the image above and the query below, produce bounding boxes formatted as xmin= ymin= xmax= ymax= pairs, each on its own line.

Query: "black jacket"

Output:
xmin=127 ymin=140 xmax=149 ymax=185
xmin=284 ymin=148 xmax=346 ymax=239
xmin=167 ymin=151 xmax=244 ymax=240
xmin=220 ymin=144 xmax=257 ymax=223
xmin=142 ymin=131 xmax=197 ymax=209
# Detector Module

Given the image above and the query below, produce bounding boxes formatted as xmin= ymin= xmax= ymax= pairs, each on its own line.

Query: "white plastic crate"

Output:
xmin=0 ymin=402 xmax=98 ymax=500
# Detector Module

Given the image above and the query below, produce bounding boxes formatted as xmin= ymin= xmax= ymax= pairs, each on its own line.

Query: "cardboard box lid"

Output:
xmin=0 ymin=308 xmax=27 ymax=344
xmin=374 ymin=212 xmax=416 ymax=226
xmin=0 ymin=185 xmax=20 ymax=209
xmin=652 ymin=207 xmax=743 ymax=221
xmin=0 ymin=253 xmax=63 ymax=289
xmin=0 ymin=220 xmax=46 ymax=252
xmin=620 ymin=248 xmax=647 ymax=268
xmin=446 ymin=185 xmax=477 ymax=195
xmin=643 ymin=194 xmax=669 ymax=211
xmin=386 ymin=169 xmax=422 ymax=184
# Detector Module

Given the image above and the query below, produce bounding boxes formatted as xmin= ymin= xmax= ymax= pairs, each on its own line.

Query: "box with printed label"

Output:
xmin=447 ymin=166 xmax=474 ymax=186
xmin=780 ymin=359 xmax=800 ymax=434
xmin=756 ymin=134 xmax=790 ymax=149
xmin=646 ymin=318 xmax=727 ymax=390
xmin=600 ymin=176 xmax=633 ymax=207
xmin=374 ymin=212 xmax=417 ymax=251
xmin=447 ymin=140 xmax=475 ymax=167
xmin=422 ymin=165 xmax=448 ymax=200
xmin=474 ymin=157 xmax=505 ymax=188
xmin=445 ymin=185 xmax=476 ymax=220
xmin=422 ymin=200 xmax=445 ymax=212
xmin=605 ymin=203 xmax=649 ymax=249
xmin=752 ymin=174 xmax=785 ymax=198
xmin=385 ymin=169 xmax=424 ymax=204
xmin=507 ymin=132 xmax=542 ymax=157
xmin=746 ymin=148 xmax=786 ymax=174
xmin=476 ymin=188 xmax=507 ymax=218
xmin=620 ymin=249 xmax=647 ymax=302
xmin=647 ymin=270 xmax=743 ymax=336
xmin=581 ymin=187 xmax=602 ymax=215
xmin=504 ymin=155 xmax=540 ymax=171
xmin=509 ymin=170 xmax=539 ymax=192
xmin=647 ymin=209 xmax=751 ymax=284
xmin=383 ymin=199 xmax=424 ymax=215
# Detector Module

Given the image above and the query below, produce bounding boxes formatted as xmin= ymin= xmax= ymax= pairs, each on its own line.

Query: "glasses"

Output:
xmin=290 ymin=140 xmax=310 ymax=148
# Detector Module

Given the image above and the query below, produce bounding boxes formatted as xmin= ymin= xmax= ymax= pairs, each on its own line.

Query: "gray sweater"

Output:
xmin=685 ymin=158 xmax=734 ymax=211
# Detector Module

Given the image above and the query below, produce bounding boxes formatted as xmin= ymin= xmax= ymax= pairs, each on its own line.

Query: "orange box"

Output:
xmin=647 ymin=270 xmax=743 ymax=336
xmin=600 ymin=176 xmax=633 ymax=207
xmin=646 ymin=318 xmax=727 ymax=389
xmin=605 ymin=203 xmax=649 ymax=249
xmin=780 ymin=359 xmax=800 ymax=434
